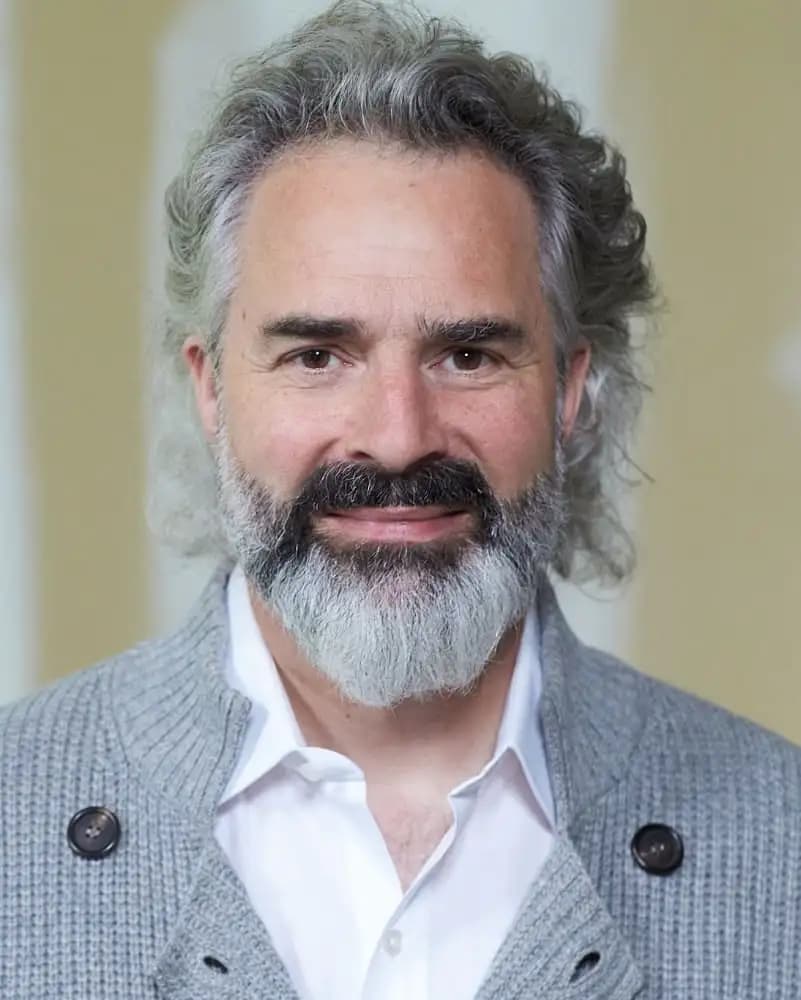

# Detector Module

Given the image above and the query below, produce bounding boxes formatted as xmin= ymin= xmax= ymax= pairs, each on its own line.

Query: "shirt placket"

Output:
xmin=361 ymin=795 xmax=470 ymax=1000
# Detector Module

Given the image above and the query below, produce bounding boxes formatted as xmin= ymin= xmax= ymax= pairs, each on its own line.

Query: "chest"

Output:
xmin=366 ymin=791 xmax=455 ymax=890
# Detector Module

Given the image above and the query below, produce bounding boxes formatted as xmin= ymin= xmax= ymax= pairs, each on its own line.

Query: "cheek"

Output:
xmin=451 ymin=387 xmax=555 ymax=497
xmin=224 ymin=383 xmax=337 ymax=494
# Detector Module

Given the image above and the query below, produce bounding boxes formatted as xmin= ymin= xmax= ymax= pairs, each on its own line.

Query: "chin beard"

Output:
xmin=215 ymin=433 xmax=567 ymax=708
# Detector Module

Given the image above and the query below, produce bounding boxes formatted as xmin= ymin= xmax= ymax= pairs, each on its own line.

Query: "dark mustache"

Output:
xmin=293 ymin=458 xmax=497 ymax=515
xmin=255 ymin=458 xmax=501 ymax=580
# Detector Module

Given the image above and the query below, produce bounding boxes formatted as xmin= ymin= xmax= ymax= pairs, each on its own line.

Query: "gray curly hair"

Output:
xmin=151 ymin=0 xmax=656 ymax=584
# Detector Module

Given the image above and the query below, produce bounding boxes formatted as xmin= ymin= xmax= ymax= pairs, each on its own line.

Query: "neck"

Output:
xmin=247 ymin=581 xmax=524 ymax=795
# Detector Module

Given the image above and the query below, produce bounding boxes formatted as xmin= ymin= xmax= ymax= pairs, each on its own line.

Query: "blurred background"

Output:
xmin=2 ymin=0 xmax=800 ymax=740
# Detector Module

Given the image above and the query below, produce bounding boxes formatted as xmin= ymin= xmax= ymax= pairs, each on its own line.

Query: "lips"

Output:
xmin=318 ymin=505 xmax=472 ymax=543
xmin=327 ymin=506 xmax=465 ymax=522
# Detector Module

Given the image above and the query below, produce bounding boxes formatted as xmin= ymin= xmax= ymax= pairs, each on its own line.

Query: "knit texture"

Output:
xmin=1 ymin=565 xmax=800 ymax=999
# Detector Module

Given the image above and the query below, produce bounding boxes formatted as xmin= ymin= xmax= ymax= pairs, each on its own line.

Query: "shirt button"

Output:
xmin=383 ymin=928 xmax=403 ymax=956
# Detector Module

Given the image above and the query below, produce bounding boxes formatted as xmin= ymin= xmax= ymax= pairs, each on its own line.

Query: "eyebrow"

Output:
xmin=419 ymin=316 xmax=528 ymax=346
xmin=259 ymin=315 xmax=365 ymax=341
xmin=259 ymin=314 xmax=529 ymax=347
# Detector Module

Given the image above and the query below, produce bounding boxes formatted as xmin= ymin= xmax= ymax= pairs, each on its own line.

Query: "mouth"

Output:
xmin=317 ymin=506 xmax=472 ymax=543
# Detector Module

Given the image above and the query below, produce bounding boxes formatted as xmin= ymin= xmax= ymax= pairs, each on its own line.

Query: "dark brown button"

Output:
xmin=67 ymin=806 xmax=120 ymax=859
xmin=631 ymin=823 xmax=683 ymax=875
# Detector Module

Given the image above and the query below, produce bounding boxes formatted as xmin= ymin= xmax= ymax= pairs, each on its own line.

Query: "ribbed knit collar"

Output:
xmin=112 ymin=563 xmax=645 ymax=837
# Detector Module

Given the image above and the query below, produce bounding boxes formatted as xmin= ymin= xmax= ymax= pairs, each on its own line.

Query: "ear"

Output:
xmin=559 ymin=342 xmax=591 ymax=441
xmin=182 ymin=335 xmax=220 ymax=444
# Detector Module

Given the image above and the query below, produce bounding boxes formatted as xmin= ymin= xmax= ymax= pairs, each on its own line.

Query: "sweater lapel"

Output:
xmin=475 ymin=837 xmax=643 ymax=999
xmin=154 ymin=837 xmax=301 ymax=1000
xmin=475 ymin=578 xmax=647 ymax=999
xmin=535 ymin=578 xmax=649 ymax=838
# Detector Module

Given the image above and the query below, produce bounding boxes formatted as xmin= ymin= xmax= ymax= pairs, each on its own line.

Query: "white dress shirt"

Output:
xmin=215 ymin=565 xmax=555 ymax=1000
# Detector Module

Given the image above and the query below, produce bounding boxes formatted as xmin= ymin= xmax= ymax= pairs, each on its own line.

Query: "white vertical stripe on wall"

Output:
xmin=0 ymin=0 xmax=35 ymax=704
xmin=771 ymin=322 xmax=801 ymax=418
xmin=146 ymin=0 xmax=639 ymax=661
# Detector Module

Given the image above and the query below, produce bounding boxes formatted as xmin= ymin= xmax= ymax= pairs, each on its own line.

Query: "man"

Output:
xmin=2 ymin=2 xmax=800 ymax=997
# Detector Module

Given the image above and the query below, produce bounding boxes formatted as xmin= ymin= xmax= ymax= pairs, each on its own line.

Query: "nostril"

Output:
xmin=202 ymin=955 xmax=229 ymax=974
xmin=570 ymin=950 xmax=601 ymax=983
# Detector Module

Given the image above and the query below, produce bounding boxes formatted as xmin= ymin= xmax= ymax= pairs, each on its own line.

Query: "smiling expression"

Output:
xmin=185 ymin=139 xmax=589 ymax=543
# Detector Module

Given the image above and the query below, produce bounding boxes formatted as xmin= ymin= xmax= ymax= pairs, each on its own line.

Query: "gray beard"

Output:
xmin=215 ymin=431 xmax=567 ymax=708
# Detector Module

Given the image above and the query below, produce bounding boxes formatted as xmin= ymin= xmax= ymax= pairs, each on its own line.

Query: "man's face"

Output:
xmin=186 ymin=139 xmax=589 ymax=706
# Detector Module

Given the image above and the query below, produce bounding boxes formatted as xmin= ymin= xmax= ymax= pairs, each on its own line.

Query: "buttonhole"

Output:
xmin=202 ymin=955 xmax=229 ymax=974
xmin=570 ymin=950 xmax=601 ymax=983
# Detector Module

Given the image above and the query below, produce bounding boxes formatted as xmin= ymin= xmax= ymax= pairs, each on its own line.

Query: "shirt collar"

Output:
xmin=219 ymin=565 xmax=307 ymax=804
xmin=493 ymin=606 xmax=555 ymax=824
xmin=219 ymin=564 xmax=554 ymax=825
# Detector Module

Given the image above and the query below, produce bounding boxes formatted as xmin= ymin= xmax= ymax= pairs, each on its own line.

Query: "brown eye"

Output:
xmin=450 ymin=349 xmax=485 ymax=371
xmin=297 ymin=349 xmax=332 ymax=369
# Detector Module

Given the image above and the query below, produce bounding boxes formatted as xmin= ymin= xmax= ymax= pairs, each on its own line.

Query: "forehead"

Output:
xmin=233 ymin=139 xmax=545 ymax=328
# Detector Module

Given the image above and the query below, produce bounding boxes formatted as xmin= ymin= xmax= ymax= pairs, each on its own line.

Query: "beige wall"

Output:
xmin=18 ymin=2 xmax=179 ymax=683
xmin=14 ymin=1 xmax=801 ymax=740
xmin=610 ymin=0 xmax=801 ymax=737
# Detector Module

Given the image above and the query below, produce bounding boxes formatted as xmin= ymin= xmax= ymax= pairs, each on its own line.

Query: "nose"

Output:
xmin=343 ymin=363 xmax=448 ymax=472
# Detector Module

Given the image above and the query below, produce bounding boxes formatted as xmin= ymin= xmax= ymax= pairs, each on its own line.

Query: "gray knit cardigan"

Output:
xmin=2 ymin=566 xmax=800 ymax=999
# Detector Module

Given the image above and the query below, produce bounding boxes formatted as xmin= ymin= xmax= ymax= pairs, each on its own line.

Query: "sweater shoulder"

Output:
xmin=0 ymin=633 xmax=177 ymax=779
xmin=580 ymin=643 xmax=801 ymax=810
